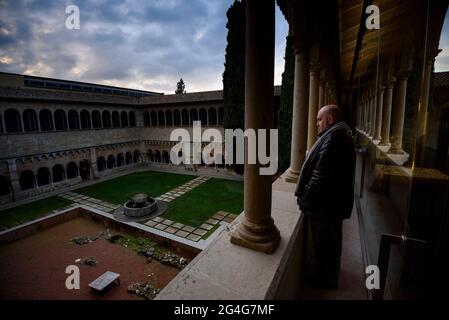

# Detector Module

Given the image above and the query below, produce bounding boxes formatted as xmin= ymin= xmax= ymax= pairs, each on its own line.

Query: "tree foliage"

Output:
xmin=175 ymin=78 xmax=186 ymax=94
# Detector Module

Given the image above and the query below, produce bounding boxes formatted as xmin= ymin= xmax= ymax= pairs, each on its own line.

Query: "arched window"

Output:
xmin=174 ymin=110 xmax=181 ymax=126
xmin=190 ymin=109 xmax=198 ymax=125
xmin=148 ymin=150 xmax=154 ymax=162
xmin=116 ymin=153 xmax=124 ymax=167
xmin=19 ymin=170 xmax=34 ymax=190
xmin=165 ymin=110 xmax=173 ymax=126
xmin=199 ymin=108 xmax=207 ymax=125
xmin=181 ymin=109 xmax=189 ymax=126
xmin=54 ymin=109 xmax=67 ymax=130
xmin=0 ymin=175 xmax=10 ymax=196
xmin=144 ymin=111 xmax=150 ymax=126
xmin=154 ymin=150 xmax=161 ymax=162
xmin=68 ymin=110 xmax=80 ymax=130
xmin=112 ymin=111 xmax=120 ymax=128
xmin=107 ymin=155 xmax=115 ymax=169
xmin=121 ymin=111 xmax=128 ymax=127
xmin=162 ymin=151 xmax=170 ymax=164
xmin=150 ymin=111 xmax=158 ymax=126
xmin=79 ymin=160 xmax=90 ymax=180
xmin=92 ymin=111 xmax=101 ymax=129
xmin=133 ymin=150 xmax=140 ymax=163
xmin=97 ymin=157 xmax=106 ymax=172
xmin=218 ymin=107 xmax=224 ymax=125
xmin=129 ymin=111 xmax=136 ymax=127
xmin=208 ymin=108 xmax=217 ymax=126
xmin=102 ymin=110 xmax=111 ymax=128
xmin=39 ymin=109 xmax=53 ymax=131
xmin=125 ymin=152 xmax=132 ymax=165
xmin=5 ymin=109 xmax=22 ymax=133
xmin=66 ymin=162 xmax=78 ymax=179
xmin=37 ymin=167 xmax=50 ymax=186
xmin=52 ymin=164 xmax=65 ymax=183
xmin=80 ymin=110 xmax=91 ymax=129
xmin=23 ymin=109 xmax=38 ymax=132
xmin=158 ymin=111 xmax=165 ymax=126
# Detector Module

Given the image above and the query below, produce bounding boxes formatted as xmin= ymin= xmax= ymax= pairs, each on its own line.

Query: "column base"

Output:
xmin=230 ymin=216 xmax=280 ymax=254
xmin=378 ymin=140 xmax=391 ymax=147
xmin=284 ymin=167 xmax=300 ymax=183
xmin=388 ymin=148 xmax=404 ymax=155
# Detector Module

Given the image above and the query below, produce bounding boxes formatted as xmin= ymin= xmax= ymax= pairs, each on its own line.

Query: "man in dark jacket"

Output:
xmin=295 ymin=104 xmax=355 ymax=289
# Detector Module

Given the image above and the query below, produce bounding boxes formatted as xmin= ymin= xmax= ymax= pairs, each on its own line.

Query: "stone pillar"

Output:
xmin=318 ymin=75 xmax=325 ymax=109
xmin=379 ymin=80 xmax=395 ymax=146
xmin=1 ymin=114 xmax=6 ymax=133
xmin=49 ymin=172 xmax=53 ymax=185
xmin=230 ymin=0 xmax=280 ymax=254
xmin=90 ymin=147 xmax=99 ymax=179
xmin=389 ymin=71 xmax=410 ymax=154
xmin=33 ymin=175 xmax=38 ymax=188
xmin=374 ymin=86 xmax=385 ymax=141
xmin=284 ymin=42 xmax=312 ymax=183
xmin=307 ymin=64 xmax=321 ymax=151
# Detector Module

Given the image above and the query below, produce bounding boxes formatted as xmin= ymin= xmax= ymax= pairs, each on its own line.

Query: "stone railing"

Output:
xmin=155 ymin=172 xmax=308 ymax=300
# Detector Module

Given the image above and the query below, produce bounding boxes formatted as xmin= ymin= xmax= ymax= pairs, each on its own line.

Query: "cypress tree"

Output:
xmin=222 ymin=0 xmax=245 ymax=174
xmin=277 ymin=35 xmax=294 ymax=173
xmin=175 ymin=78 xmax=186 ymax=94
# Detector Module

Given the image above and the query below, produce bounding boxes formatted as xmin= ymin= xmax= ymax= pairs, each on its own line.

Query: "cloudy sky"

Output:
xmin=0 ymin=1 xmax=448 ymax=94
xmin=0 ymin=0 xmax=289 ymax=94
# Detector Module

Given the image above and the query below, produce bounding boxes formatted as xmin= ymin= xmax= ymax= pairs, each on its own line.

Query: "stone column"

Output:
xmin=230 ymin=0 xmax=280 ymax=254
xmin=307 ymin=64 xmax=321 ymax=151
xmin=8 ymin=160 xmax=22 ymax=200
xmin=90 ymin=148 xmax=99 ymax=179
xmin=379 ymin=80 xmax=395 ymax=146
xmin=389 ymin=71 xmax=410 ymax=154
xmin=374 ymin=86 xmax=385 ymax=141
xmin=284 ymin=42 xmax=312 ymax=183
xmin=318 ymin=75 xmax=325 ymax=109
xmin=33 ymin=175 xmax=38 ymax=188
xmin=1 ymin=114 xmax=6 ymax=133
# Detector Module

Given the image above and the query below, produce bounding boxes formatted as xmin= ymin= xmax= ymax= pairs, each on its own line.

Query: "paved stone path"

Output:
xmin=58 ymin=175 xmax=239 ymax=243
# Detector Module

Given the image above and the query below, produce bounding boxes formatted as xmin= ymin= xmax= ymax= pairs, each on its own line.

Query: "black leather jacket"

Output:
xmin=296 ymin=124 xmax=355 ymax=219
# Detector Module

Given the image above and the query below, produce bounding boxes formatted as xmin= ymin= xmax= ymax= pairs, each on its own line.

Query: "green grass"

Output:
xmin=162 ymin=178 xmax=243 ymax=227
xmin=75 ymin=171 xmax=196 ymax=204
xmin=0 ymin=196 xmax=73 ymax=230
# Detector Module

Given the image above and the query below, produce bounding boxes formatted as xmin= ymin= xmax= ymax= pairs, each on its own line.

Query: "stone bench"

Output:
xmin=89 ymin=271 xmax=120 ymax=293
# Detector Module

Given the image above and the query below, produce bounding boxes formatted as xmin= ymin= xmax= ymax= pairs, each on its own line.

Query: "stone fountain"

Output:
xmin=114 ymin=193 xmax=166 ymax=222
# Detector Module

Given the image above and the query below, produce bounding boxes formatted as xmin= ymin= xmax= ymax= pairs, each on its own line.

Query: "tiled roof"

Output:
xmin=434 ymin=71 xmax=449 ymax=87
xmin=141 ymin=90 xmax=223 ymax=105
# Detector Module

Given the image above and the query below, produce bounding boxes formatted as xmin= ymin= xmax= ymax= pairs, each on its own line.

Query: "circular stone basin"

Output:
xmin=124 ymin=193 xmax=158 ymax=217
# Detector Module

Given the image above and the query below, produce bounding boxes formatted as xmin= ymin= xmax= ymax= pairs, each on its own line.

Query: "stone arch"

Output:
xmin=158 ymin=111 xmax=165 ymax=126
xmin=39 ymin=109 xmax=53 ymax=131
xmin=0 ymin=175 xmax=10 ymax=196
xmin=4 ymin=108 xmax=22 ymax=133
xmin=125 ymin=151 xmax=133 ymax=165
xmin=66 ymin=162 xmax=78 ymax=179
xmin=208 ymin=108 xmax=217 ymax=126
xmin=181 ymin=109 xmax=189 ymax=126
xmin=37 ymin=167 xmax=50 ymax=186
xmin=54 ymin=109 xmax=67 ymax=130
xmin=97 ymin=156 xmax=106 ymax=172
xmin=80 ymin=110 xmax=91 ymax=129
xmin=23 ymin=109 xmax=39 ymax=132
xmin=52 ymin=164 xmax=65 ymax=183
xmin=79 ymin=160 xmax=90 ymax=180
xmin=190 ymin=109 xmax=198 ymax=125
xmin=19 ymin=170 xmax=34 ymax=190
xmin=133 ymin=150 xmax=140 ymax=163
xmin=162 ymin=150 xmax=170 ymax=164
xmin=144 ymin=111 xmax=150 ymax=126
xmin=218 ymin=107 xmax=224 ymax=125
xmin=129 ymin=111 xmax=136 ymax=127
xmin=151 ymin=111 xmax=158 ymax=126
xmin=121 ymin=111 xmax=128 ymax=127
xmin=112 ymin=111 xmax=120 ymax=128
xmin=102 ymin=110 xmax=111 ymax=128
xmin=68 ymin=110 xmax=80 ymax=129
xmin=165 ymin=110 xmax=173 ymax=126
xmin=154 ymin=150 xmax=161 ymax=162
xmin=199 ymin=108 xmax=207 ymax=125
xmin=107 ymin=155 xmax=115 ymax=169
xmin=117 ymin=153 xmax=124 ymax=167
xmin=174 ymin=110 xmax=181 ymax=126
xmin=92 ymin=110 xmax=101 ymax=129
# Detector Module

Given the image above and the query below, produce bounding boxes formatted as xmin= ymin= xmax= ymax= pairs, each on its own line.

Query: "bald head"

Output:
xmin=317 ymin=104 xmax=343 ymax=134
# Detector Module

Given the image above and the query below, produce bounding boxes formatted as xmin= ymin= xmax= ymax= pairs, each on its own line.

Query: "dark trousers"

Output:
xmin=309 ymin=216 xmax=343 ymax=286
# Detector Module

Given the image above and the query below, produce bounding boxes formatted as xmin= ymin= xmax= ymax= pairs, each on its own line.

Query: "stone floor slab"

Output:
xmin=187 ymin=234 xmax=202 ymax=242
xmin=182 ymin=226 xmax=195 ymax=233
xmin=175 ymin=230 xmax=190 ymax=238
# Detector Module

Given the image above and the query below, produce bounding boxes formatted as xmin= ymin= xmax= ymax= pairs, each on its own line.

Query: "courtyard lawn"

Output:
xmin=75 ymin=171 xmax=196 ymax=205
xmin=0 ymin=196 xmax=73 ymax=230
xmin=161 ymin=178 xmax=243 ymax=227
